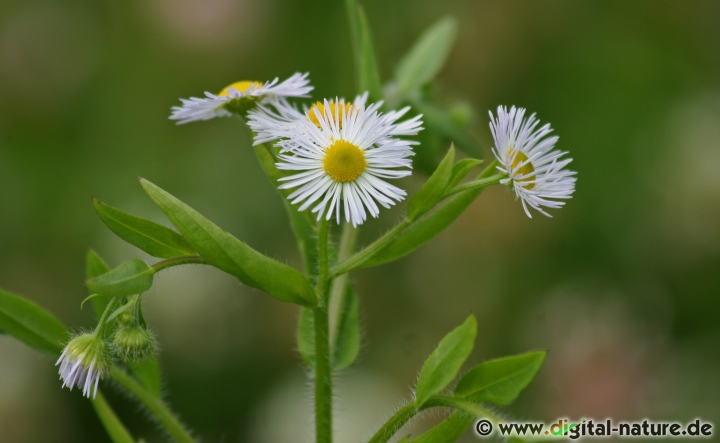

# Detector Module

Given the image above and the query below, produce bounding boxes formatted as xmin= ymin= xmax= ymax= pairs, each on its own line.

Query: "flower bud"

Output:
xmin=113 ymin=325 xmax=158 ymax=363
xmin=56 ymin=333 xmax=112 ymax=398
xmin=115 ymin=310 xmax=135 ymax=328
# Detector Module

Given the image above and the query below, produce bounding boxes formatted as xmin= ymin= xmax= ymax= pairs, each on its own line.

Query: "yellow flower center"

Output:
xmin=323 ymin=140 xmax=367 ymax=183
xmin=218 ymin=81 xmax=263 ymax=96
xmin=308 ymin=101 xmax=356 ymax=128
xmin=509 ymin=149 xmax=536 ymax=190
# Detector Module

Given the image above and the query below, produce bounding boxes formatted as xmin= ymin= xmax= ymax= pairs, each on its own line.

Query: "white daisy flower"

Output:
xmin=248 ymin=92 xmax=422 ymax=151
xmin=56 ymin=333 xmax=111 ymax=399
xmin=490 ymin=105 xmax=577 ymax=218
xmin=169 ymin=72 xmax=313 ymax=124
xmin=269 ymin=98 xmax=423 ymax=227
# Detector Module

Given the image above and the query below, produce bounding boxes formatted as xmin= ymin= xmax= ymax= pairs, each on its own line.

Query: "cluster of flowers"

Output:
xmin=57 ymin=302 xmax=157 ymax=399
xmin=57 ymin=73 xmax=576 ymax=399
xmin=170 ymin=72 xmax=576 ymax=222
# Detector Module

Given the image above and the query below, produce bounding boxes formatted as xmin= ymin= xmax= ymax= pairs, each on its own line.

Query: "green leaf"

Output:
xmin=407 ymin=144 xmax=455 ymax=221
xmin=346 ymin=0 xmax=383 ymax=101
xmin=140 ymin=178 xmax=317 ymax=306
xmin=86 ymin=249 xmax=112 ymax=320
xmin=129 ymin=355 xmax=162 ymax=398
xmin=415 ymin=315 xmax=476 ymax=406
xmin=254 ymin=144 xmax=318 ymax=276
xmin=86 ymin=259 xmax=154 ymax=298
xmin=361 ymin=182 xmax=487 ymax=268
xmin=0 ymin=289 xmax=67 ymax=356
xmin=93 ymin=198 xmax=195 ymax=259
xmin=448 ymin=158 xmax=484 ymax=190
xmin=332 ymin=284 xmax=360 ymax=371
xmin=395 ymin=16 xmax=458 ymax=93
xmin=411 ymin=412 xmax=474 ymax=443
xmin=412 ymin=100 xmax=481 ymax=157
xmin=297 ymin=307 xmax=315 ymax=368
xmin=455 ymin=351 xmax=547 ymax=405
xmin=91 ymin=391 xmax=135 ymax=443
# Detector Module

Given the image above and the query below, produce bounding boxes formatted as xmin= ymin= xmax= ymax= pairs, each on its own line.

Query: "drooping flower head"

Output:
xmin=251 ymin=96 xmax=423 ymax=226
xmin=56 ymin=333 xmax=112 ymax=399
xmin=169 ymin=72 xmax=312 ymax=124
xmin=490 ymin=106 xmax=576 ymax=217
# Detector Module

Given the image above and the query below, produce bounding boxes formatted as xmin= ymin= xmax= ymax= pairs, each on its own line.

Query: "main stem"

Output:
xmin=314 ymin=218 xmax=333 ymax=443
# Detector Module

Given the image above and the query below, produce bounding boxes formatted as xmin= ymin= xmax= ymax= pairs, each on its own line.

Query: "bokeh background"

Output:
xmin=1 ymin=0 xmax=719 ymax=441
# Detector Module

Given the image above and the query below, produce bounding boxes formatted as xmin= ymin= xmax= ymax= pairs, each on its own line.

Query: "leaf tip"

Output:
xmin=465 ymin=313 xmax=477 ymax=327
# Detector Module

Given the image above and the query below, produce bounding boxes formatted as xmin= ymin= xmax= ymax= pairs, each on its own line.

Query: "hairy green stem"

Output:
xmin=91 ymin=391 xmax=135 ymax=443
xmin=367 ymin=402 xmax=420 ymax=443
xmin=442 ymin=174 xmax=504 ymax=199
xmin=95 ymin=297 xmax=121 ymax=338
xmin=328 ymin=223 xmax=358 ymax=338
xmin=151 ymin=255 xmax=206 ymax=273
xmin=330 ymin=218 xmax=411 ymax=277
xmin=111 ymin=367 xmax=195 ymax=443
xmin=368 ymin=395 xmax=505 ymax=443
xmin=429 ymin=395 xmax=506 ymax=425
xmin=314 ymin=218 xmax=333 ymax=443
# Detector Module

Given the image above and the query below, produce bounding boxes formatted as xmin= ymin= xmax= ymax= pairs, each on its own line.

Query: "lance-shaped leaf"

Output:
xmin=415 ymin=315 xmax=476 ymax=406
xmin=346 ymin=0 xmax=383 ymax=101
xmin=448 ymin=158 xmax=483 ymax=190
xmin=332 ymin=283 xmax=361 ymax=371
xmin=91 ymin=391 xmax=135 ymax=443
xmin=455 ymin=351 xmax=547 ymax=405
xmin=407 ymin=144 xmax=455 ymax=221
xmin=140 ymin=178 xmax=316 ymax=306
xmin=93 ymin=198 xmax=195 ymax=259
xmin=297 ymin=307 xmax=315 ymax=368
xmin=0 ymin=289 xmax=67 ymax=355
xmin=361 ymin=181 xmax=487 ymax=269
xmin=395 ymin=16 xmax=458 ymax=93
xmin=86 ymin=249 xmax=112 ymax=320
xmin=86 ymin=259 xmax=154 ymax=298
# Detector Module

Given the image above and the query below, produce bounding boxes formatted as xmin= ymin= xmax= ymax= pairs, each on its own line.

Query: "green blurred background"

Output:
xmin=1 ymin=0 xmax=719 ymax=441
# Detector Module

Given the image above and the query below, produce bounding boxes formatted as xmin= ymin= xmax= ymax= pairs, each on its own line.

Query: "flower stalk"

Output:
xmin=314 ymin=217 xmax=334 ymax=443
xmin=111 ymin=367 xmax=196 ymax=443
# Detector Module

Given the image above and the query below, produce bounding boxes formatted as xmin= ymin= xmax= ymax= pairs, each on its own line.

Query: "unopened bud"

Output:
xmin=113 ymin=325 xmax=158 ymax=363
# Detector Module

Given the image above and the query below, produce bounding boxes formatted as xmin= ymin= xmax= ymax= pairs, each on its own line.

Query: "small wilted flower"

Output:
xmin=56 ymin=333 xmax=112 ymax=399
xmin=251 ymin=96 xmax=423 ymax=226
xmin=169 ymin=72 xmax=313 ymax=124
xmin=490 ymin=105 xmax=577 ymax=217
xmin=113 ymin=325 xmax=158 ymax=363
